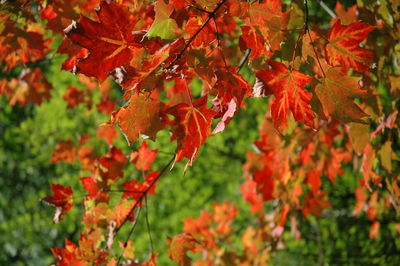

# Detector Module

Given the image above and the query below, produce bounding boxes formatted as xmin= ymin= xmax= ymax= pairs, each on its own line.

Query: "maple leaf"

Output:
xmin=240 ymin=179 xmax=264 ymax=214
xmin=253 ymin=167 xmax=274 ymax=202
xmin=167 ymin=233 xmax=199 ymax=266
xmin=239 ymin=25 xmax=271 ymax=59
xmin=147 ymin=0 xmax=180 ymax=40
xmin=369 ymin=221 xmax=380 ymax=239
xmin=325 ymin=20 xmax=374 ymax=72
xmin=0 ymin=18 xmax=51 ymax=70
xmin=51 ymin=239 xmax=85 ymax=266
xmin=302 ymin=190 xmax=331 ymax=217
xmin=130 ymin=141 xmax=158 ymax=171
xmin=334 ymin=2 xmax=358 ymax=25
xmin=244 ymin=0 xmax=290 ymax=51
xmin=42 ymin=184 xmax=73 ymax=223
xmin=78 ymin=230 xmax=109 ymax=264
xmin=306 ymin=168 xmax=321 ymax=194
xmin=63 ymin=86 xmax=85 ymax=108
xmin=64 ymin=1 xmax=144 ymax=81
xmin=98 ymin=147 xmax=128 ymax=181
xmin=57 ymin=38 xmax=89 ymax=72
xmin=212 ymin=70 xmax=251 ymax=133
xmin=1 ymin=68 xmax=52 ymax=106
xmin=112 ymin=38 xmax=185 ymax=93
xmin=324 ymin=148 xmax=351 ymax=182
xmin=315 ymin=67 xmax=368 ymax=123
xmin=166 ymin=78 xmax=192 ymax=106
xmin=184 ymin=16 xmax=216 ymax=47
xmin=168 ymin=96 xmax=216 ymax=169
xmin=256 ymin=60 xmax=314 ymax=130
xmin=96 ymin=124 xmax=117 ymax=146
xmin=112 ymin=93 xmax=164 ymax=145
xmin=50 ymin=140 xmax=78 ymax=163
xmin=41 ymin=0 xmax=80 ymax=33
xmin=96 ymin=96 xmax=117 ymax=115
xmin=122 ymin=171 xmax=160 ymax=199
xmin=81 ymin=177 xmax=109 ymax=202
xmin=212 ymin=202 xmax=238 ymax=235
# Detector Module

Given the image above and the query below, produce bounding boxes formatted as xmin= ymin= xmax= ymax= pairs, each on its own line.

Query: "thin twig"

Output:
xmin=166 ymin=0 xmax=227 ymax=69
xmin=115 ymin=156 xmax=175 ymax=235
xmin=307 ymin=30 xmax=326 ymax=77
xmin=115 ymin=156 xmax=174 ymax=265
xmin=237 ymin=49 xmax=251 ymax=73
xmin=144 ymin=196 xmax=154 ymax=253
xmin=291 ymin=32 xmax=304 ymax=70
xmin=318 ymin=0 xmax=336 ymax=18
xmin=188 ymin=4 xmax=212 ymax=14
xmin=117 ymin=206 xmax=142 ymax=264
xmin=303 ymin=0 xmax=326 ymax=77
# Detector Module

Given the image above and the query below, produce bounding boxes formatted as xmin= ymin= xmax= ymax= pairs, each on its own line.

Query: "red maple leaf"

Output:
xmin=50 ymin=140 xmax=78 ymax=163
xmin=112 ymin=93 xmax=164 ymax=145
xmin=325 ymin=20 xmax=374 ymax=72
xmin=122 ymin=171 xmax=160 ymax=199
xmin=315 ymin=67 xmax=368 ymax=123
xmin=96 ymin=124 xmax=117 ymax=146
xmin=306 ymin=168 xmax=322 ymax=194
xmin=130 ymin=141 xmax=158 ymax=171
xmin=1 ymin=68 xmax=52 ymax=106
xmin=334 ymin=2 xmax=358 ymax=25
xmin=239 ymin=25 xmax=271 ymax=59
xmin=168 ymin=96 xmax=216 ymax=169
xmin=243 ymin=0 xmax=289 ymax=51
xmin=51 ymin=239 xmax=85 ymax=266
xmin=253 ymin=166 xmax=274 ymax=202
xmin=63 ymin=86 xmax=85 ymax=108
xmin=64 ymin=1 xmax=144 ymax=81
xmin=96 ymin=96 xmax=117 ymax=115
xmin=42 ymin=184 xmax=73 ymax=223
xmin=167 ymin=233 xmax=199 ymax=266
xmin=256 ymin=60 xmax=314 ymax=130
xmin=80 ymin=177 xmax=109 ymax=202
xmin=98 ymin=147 xmax=128 ymax=181
xmin=0 ymin=18 xmax=51 ymax=70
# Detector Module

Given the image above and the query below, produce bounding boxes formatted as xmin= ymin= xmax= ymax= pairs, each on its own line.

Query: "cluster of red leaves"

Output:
xmin=47 ymin=135 xmax=161 ymax=264
xmin=0 ymin=4 xmax=53 ymax=106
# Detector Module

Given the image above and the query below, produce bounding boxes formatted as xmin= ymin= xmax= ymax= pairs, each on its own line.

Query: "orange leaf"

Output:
xmin=256 ymin=60 xmax=314 ymax=130
xmin=42 ymin=184 xmax=73 ymax=223
xmin=96 ymin=124 xmax=118 ymax=146
xmin=325 ymin=20 xmax=374 ymax=72
xmin=167 ymin=233 xmax=199 ymax=266
xmin=113 ymin=93 xmax=164 ymax=145
xmin=130 ymin=141 xmax=158 ymax=171
xmin=315 ymin=67 xmax=368 ymax=123
xmin=64 ymin=1 xmax=143 ymax=81
xmin=168 ymin=96 xmax=216 ymax=169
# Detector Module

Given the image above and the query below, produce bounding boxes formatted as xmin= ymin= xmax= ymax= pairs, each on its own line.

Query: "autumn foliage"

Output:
xmin=1 ymin=0 xmax=399 ymax=265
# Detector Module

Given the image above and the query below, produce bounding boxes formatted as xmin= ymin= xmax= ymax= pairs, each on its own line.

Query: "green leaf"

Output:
xmin=147 ymin=0 xmax=179 ymax=39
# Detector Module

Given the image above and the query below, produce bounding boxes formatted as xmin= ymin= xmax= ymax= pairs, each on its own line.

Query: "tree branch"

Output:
xmin=115 ymin=155 xmax=175 ymax=265
xmin=166 ymin=0 xmax=227 ymax=69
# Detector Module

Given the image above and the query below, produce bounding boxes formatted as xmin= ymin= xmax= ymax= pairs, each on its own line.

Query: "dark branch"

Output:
xmin=115 ymin=155 xmax=175 ymax=265
xmin=237 ymin=49 xmax=251 ymax=73
xmin=166 ymin=0 xmax=228 ymax=69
